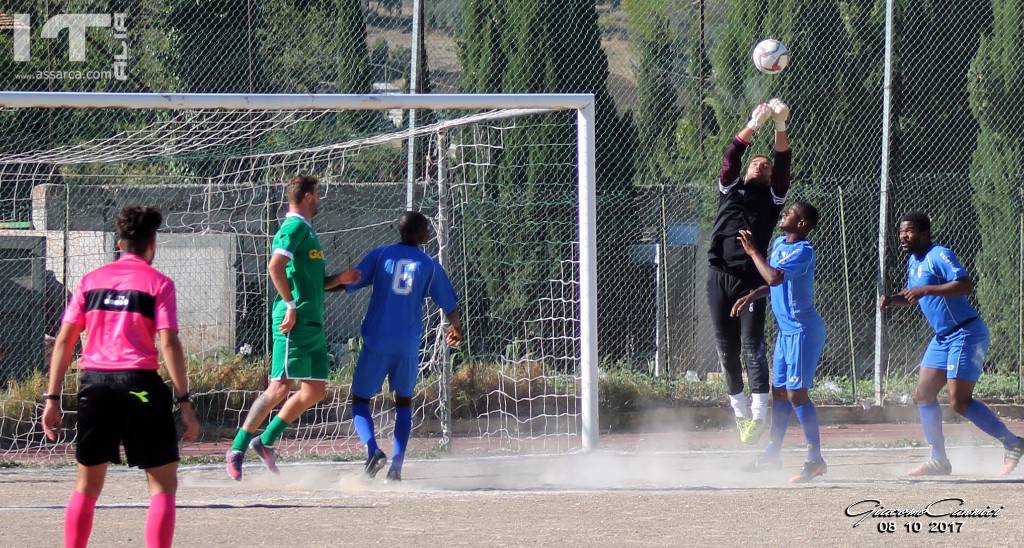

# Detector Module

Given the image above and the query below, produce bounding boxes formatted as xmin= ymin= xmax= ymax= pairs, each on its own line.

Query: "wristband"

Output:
xmin=774 ymin=120 xmax=787 ymax=132
xmin=174 ymin=392 xmax=192 ymax=404
xmin=42 ymin=393 xmax=61 ymax=401
xmin=284 ymin=300 xmax=297 ymax=310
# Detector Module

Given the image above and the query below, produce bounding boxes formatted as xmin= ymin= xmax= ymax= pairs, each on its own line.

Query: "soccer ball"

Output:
xmin=752 ymin=39 xmax=789 ymax=75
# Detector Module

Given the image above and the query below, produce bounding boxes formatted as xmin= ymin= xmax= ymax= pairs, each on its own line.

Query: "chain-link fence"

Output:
xmin=0 ymin=0 xmax=1019 ymax=440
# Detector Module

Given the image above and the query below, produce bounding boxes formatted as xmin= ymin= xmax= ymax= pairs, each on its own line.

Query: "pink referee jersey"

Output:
xmin=62 ymin=254 xmax=178 ymax=371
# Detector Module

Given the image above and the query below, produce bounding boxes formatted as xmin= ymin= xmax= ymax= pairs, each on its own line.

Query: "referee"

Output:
xmin=43 ymin=206 xmax=199 ymax=548
xmin=707 ymin=99 xmax=792 ymax=444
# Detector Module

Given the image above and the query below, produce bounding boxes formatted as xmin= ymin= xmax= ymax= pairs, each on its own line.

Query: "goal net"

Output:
xmin=0 ymin=93 xmax=597 ymax=462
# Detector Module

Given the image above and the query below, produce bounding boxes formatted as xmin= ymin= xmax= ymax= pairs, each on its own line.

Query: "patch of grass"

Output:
xmin=172 ymin=354 xmax=268 ymax=393
xmin=449 ymin=359 xmax=574 ymax=420
xmin=600 ymin=367 xmax=672 ymax=410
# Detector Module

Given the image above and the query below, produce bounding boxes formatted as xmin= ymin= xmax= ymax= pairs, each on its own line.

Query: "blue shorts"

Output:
xmin=772 ymin=328 xmax=825 ymax=391
xmin=351 ymin=347 xmax=420 ymax=398
xmin=921 ymin=318 xmax=989 ymax=382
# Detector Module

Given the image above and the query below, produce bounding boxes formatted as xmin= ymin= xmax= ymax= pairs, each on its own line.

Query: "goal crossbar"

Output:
xmin=0 ymin=92 xmax=594 ymax=111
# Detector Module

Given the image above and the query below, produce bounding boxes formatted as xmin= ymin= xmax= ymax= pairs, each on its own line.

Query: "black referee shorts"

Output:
xmin=76 ymin=370 xmax=179 ymax=469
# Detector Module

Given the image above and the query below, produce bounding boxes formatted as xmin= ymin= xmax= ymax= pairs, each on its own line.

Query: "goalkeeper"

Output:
xmin=706 ymin=99 xmax=792 ymax=444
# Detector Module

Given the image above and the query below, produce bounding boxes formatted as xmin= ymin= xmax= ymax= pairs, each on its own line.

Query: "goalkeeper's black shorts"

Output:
xmin=76 ymin=370 xmax=179 ymax=469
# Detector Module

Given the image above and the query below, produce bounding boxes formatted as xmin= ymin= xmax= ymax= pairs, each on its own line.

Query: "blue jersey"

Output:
xmin=768 ymin=236 xmax=823 ymax=334
xmin=348 ymin=243 xmax=458 ymax=355
xmin=907 ymin=244 xmax=978 ymax=336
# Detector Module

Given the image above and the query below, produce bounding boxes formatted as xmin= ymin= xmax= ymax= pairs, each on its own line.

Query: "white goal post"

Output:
xmin=0 ymin=91 xmax=600 ymax=453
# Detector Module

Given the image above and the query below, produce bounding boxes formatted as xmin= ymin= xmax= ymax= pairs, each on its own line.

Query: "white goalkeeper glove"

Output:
xmin=745 ymin=102 xmax=773 ymax=132
xmin=769 ymin=98 xmax=790 ymax=132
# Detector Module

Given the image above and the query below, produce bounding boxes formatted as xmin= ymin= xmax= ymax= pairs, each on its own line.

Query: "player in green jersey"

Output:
xmin=226 ymin=175 xmax=357 ymax=480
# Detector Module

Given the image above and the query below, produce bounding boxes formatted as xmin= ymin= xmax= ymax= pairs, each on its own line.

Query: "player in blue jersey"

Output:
xmin=881 ymin=212 xmax=1023 ymax=476
xmin=343 ymin=211 xmax=463 ymax=482
xmin=732 ymin=200 xmax=828 ymax=482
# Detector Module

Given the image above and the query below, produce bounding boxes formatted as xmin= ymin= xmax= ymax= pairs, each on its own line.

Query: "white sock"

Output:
xmin=750 ymin=393 xmax=770 ymax=421
xmin=729 ymin=393 xmax=750 ymax=419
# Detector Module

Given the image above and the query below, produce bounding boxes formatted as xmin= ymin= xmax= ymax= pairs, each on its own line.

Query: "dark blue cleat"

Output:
xmin=364 ymin=449 xmax=387 ymax=478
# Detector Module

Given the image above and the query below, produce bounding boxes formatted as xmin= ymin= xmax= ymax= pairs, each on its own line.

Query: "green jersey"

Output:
xmin=271 ymin=213 xmax=325 ymax=325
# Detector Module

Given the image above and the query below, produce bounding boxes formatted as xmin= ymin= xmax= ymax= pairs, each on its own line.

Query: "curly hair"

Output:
xmin=116 ymin=205 xmax=163 ymax=255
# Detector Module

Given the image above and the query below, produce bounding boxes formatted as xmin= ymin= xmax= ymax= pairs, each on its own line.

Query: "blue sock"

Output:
xmin=392 ymin=405 xmax=412 ymax=471
xmin=352 ymin=401 xmax=378 ymax=458
xmin=963 ymin=400 xmax=1020 ymax=449
xmin=764 ymin=400 xmax=793 ymax=458
xmin=793 ymin=402 xmax=823 ymax=464
xmin=917 ymin=402 xmax=947 ymax=460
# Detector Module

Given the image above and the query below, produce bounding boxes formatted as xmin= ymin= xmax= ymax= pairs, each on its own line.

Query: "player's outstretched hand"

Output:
xmin=279 ymin=307 xmax=297 ymax=334
xmin=179 ymin=404 xmax=200 ymax=442
xmin=730 ymin=295 xmax=753 ymax=318
xmin=446 ymin=324 xmax=464 ymax=347
xmin=768 ymin=98 xmax=789 ymax=131
xmin=42 ymin=400 xmax=61 ymax=442
xmin=736 ymin=229 xmax=758 ymax=256
xmin=339 ymin=268 xmax=361 ymax=286
xmin=746 ymin=102 xmax=772 ymax=131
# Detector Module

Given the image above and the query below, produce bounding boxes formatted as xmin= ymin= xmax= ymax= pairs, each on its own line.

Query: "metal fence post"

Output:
xmin=436 ymin=129 xmax=453 ymax=451
xmin=874 ymin=0 xmax=896 ymax=407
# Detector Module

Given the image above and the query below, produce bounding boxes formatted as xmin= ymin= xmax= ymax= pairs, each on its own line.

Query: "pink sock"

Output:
xmin=145 ymin=493 xmax=176 ymax=548
xmin=65 ymin=491 xmax=98 ymax=548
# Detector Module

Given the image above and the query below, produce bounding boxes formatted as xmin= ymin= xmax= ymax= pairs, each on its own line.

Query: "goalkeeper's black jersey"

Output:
xmin=707 ymin=137 xmax=791 ymax=275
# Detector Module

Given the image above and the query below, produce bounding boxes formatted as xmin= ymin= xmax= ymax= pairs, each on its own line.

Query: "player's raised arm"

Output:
xmin=768 ymin=98 xmax=791 ymax=202
xmin=719 ymin=103 xmax=772 ymax=193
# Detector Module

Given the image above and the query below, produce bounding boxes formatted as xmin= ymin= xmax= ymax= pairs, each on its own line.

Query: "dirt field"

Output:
xmin=3 ymin=426 xmax=1024 ymax=547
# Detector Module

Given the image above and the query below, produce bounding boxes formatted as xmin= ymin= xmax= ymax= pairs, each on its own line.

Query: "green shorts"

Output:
xmin=271 ymin=327 xmax=329 ymax=381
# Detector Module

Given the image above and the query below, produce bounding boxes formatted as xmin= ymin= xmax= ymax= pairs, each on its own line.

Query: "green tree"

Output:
xmin=458 ymin=0 xmax=506 ymax=93
xmin=169 ymin=0 xmax=259 ymax=93
xmin=457 ymin=0 xmax=638 ymax=360
xmin=968 ymin=0 xmax=1019 ymax=370
xmin=624 ymin=0 xmax=680 ymax=187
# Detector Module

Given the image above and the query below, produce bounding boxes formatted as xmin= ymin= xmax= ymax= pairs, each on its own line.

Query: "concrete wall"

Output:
xmin=0 ymin=229 xmax=236 ymax=360
xmin=27 ymin=181 xmax=423 ymax=360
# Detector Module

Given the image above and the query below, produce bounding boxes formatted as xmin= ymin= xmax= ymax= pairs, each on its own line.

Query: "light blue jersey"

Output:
xmin=907 ymin=244 xmax=978 ymax=336
xmin=908 ymin=244 xmax=987 ymax=381
xmin=347 ymin=243 xmax=458 ymax=355
xmin=768 ymin=236 xmax=825 ymax=390
xmin=768 ymin=237 xmax=824 ymax=334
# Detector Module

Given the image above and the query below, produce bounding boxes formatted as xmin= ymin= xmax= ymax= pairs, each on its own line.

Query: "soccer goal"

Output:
xmin=0 ymin=92 xmax=598 ymax=460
